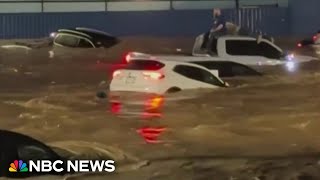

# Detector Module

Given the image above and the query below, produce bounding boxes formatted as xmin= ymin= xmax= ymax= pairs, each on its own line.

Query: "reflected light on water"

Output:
xmin=109 ymin=94 xmax=166 ymax=143
xmin=110 ymin=101 xmax=122 ymax=114
xmin=109 ymin=95 xmax=164 ymax=118
xmin=136 ymin=126 xmax=167 ymax=144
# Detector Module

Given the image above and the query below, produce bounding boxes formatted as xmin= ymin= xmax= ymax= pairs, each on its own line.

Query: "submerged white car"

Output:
xmin=155 ymin=35 xmax=317 ymax=67
xmin=110 ymin=56 xmax=228 ymax=94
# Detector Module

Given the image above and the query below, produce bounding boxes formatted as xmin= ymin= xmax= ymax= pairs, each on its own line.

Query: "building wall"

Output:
xmin=0 ymin=8 xmax=289 ymax=39
xmin=1 ymin=0 xmax=319 ymax=39
xmin=0 ymin=0 xmax=289 ymax=13
xmin=289 ymin=0 xmax=320 ymax=36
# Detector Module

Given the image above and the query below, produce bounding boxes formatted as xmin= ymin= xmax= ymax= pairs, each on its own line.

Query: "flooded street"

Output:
xmin=1 ymin=37 xmax=320 ymax=179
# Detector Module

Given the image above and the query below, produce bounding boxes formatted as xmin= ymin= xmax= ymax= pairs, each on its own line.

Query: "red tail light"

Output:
xmin=313 ymin=35 xmax=317 ymax=41
xmin=297 ymin=43 xmax=302 ymax=47
xmin=113 ymin=70 xmax=122 ymax=78
xmin=142 ymin=72 xmax=165 ymax=80
xmin=125 ymin=54 xmax=131 ymax=63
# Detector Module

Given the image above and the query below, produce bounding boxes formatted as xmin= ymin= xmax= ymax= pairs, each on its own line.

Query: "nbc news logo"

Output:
xmin=9 ymin=160 xmax=28 ymax=172
xmin=8 ymin=159 xmax=115 ymax=173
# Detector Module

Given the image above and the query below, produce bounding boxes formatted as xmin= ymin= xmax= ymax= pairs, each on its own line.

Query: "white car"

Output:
xmin=154 ymin=35 xmax=317 ymax=67
xmin=110 ymin=55 xmax=228 ymax=94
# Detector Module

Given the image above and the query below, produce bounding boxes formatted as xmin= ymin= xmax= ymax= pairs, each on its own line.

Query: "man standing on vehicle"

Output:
xmin=211 ymin=8 xmax=227 ymax=36
xmin=202 ymin=8 xmax=227 ymax=53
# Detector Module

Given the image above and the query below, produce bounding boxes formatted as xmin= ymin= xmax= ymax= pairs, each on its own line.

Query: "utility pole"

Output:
xmin=235 ymin=0 xmax=240 ymax=31
xmin=235 ymin=0 xmax=239 ymax=9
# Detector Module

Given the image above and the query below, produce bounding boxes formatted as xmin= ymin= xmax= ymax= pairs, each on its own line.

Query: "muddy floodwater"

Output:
xmin=1 ymin=37 xmax=320 ymax=179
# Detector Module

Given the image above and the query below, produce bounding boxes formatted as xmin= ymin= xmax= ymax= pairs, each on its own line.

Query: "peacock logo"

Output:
xmin=9 ymin=160 xmax=29 ymax=172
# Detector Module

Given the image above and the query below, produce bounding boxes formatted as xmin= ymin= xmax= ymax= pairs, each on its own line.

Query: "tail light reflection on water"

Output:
xmin=110 ymin=101 xmax=122 ymax=114
xmin=109 ymin=95 xmax=164 ymax=118
xmin=136 ymin=126 xmax=167 ymax=144
xmin=109 ymin=95 xmax=167 ymax=143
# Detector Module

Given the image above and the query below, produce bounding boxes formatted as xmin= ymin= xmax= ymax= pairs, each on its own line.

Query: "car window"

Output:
xmin=191 ymin=61 xmax=261 ymax=77
xmin=17 ymin=145 xmax=55 ymax=161
xmin=173 ymin=65 xmax=225 ymax=87
xmin=78 ymin=38 xmax=93 ymax=48
xmin=54 ymin=34 xmax=79 ymax=47
xmin=231 ymin=64 xmax=257 ymax=76
xmin=190 ymin=61 xmax=233 ymax=77
xmin=258 ymin=42 xmax=282 ymax=59
xmin=226 ymin=40 xmax=260 ymax=56
xmin=126 ymin=60 xmax=165 ymax=70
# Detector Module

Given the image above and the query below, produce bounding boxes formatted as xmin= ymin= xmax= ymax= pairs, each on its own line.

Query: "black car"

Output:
xmin=0 ymin=130 xmax=67 ymax=178
xmin=49 ymin=27 xmax=121 ymax=61
xmin=52 ymin=27 xmax=119 ymax=49
xmin=297 ymin=30 xmax=320 ymax=48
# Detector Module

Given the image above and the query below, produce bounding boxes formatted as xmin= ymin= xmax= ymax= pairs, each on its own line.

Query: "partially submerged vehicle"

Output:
xmin=110 ymin=56 xmax=228 ymax=94
xmin=156 ymin=34 xmax=317 ymax=67
xmin=0 ymin=129 xmax=65 ymax=178
xmin=124 ymin=52 xmax=262 ymax=78
xmin=0 ymin=129 xmax=138 ymax=179
xmin=0 ymin=27 xmax=120 ymax=65
xmin=297 ymin=30 xmax=320 ymax=48
xmin=49 ymin=27 xmax=120 ymax=59
xmin=51 ymin=27 xmax=119 ymax=48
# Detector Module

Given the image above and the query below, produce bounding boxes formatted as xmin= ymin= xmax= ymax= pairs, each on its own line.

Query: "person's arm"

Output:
xmin=212 ymin=24 xmax=223 ymax=32
xmin=211 ymin=17 xmax=225 ymax=32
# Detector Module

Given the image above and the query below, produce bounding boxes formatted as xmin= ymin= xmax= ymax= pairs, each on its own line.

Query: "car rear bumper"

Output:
xmin=110 ymin=84 xmax=167 ymax=95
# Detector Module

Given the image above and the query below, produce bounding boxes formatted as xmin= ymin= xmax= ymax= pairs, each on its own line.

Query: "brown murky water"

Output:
xmin=0 ymin=37 xmax=320 ymax=179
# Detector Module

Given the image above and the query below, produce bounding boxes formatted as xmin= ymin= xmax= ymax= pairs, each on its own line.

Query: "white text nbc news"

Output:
xmin=28 ymin=160 xmax=115 ymax=173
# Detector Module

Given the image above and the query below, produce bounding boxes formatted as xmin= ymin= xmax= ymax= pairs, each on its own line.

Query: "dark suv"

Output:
xmin=50 ymin=27 xmax=120 ymax=60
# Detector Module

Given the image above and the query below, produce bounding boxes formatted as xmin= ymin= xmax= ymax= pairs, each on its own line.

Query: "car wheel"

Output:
xmin=166 ymin=87 xmax=181 ymax=93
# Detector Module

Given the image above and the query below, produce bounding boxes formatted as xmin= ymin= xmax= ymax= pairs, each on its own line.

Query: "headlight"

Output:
xmin=285 ymin=53 xmax=295 ymax=61
xmin=49 ymin=32 xmax=57 ymax=38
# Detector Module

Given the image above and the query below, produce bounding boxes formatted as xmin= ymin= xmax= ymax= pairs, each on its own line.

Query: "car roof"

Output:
xmin=128 ymin=57 xmax=215 ymax=71
xmin=127 ymin=52 xmax=235 ymax=67
xmin=57 ymin=27 xmax=119 ymax=46
xmin=132 ymin=54 xmax=245 ymax=64
xmin=75 ymin=27 xmax=118 ymax=42
xmin=217 ymin=35 xmax=257 ymax=41
xmin=75 ymin=27 xmax=114 ymax=37
xmin=189 ymin=60 xmax=240 ymax=65
xmin=58 ymin=29 xmax=92 ymax=39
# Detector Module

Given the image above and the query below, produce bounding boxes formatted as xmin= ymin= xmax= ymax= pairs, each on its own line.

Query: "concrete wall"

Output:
xmin=289 ymin=0 xmax=320 ymax=36
xmin=1 ymin=0 xmax=319 ymax=39
xmin=0 ymin=0 xmax=289 ymax=13
xmin=0 ymin=8 xmax=289 ymax=39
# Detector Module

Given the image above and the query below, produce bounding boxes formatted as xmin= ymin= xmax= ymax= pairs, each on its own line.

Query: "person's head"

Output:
xmin=213 ymin=8 xmax=221 ymax=17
